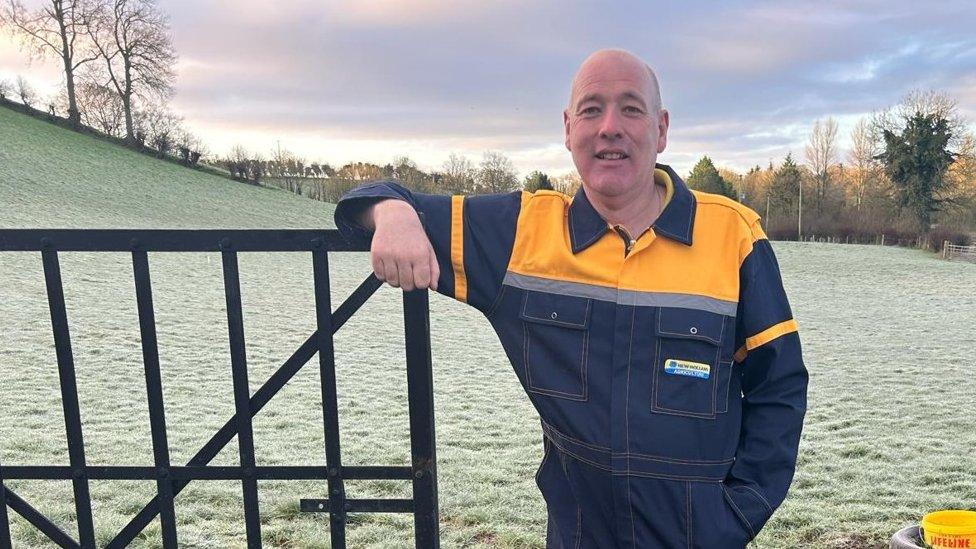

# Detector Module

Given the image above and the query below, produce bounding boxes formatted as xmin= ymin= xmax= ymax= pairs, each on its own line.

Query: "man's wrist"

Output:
xmin=357 ymin=198 xmax=411 ymax=230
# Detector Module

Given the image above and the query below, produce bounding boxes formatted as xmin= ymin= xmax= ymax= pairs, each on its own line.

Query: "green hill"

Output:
xmin=0 ymin=104 xmax=334 ymax=229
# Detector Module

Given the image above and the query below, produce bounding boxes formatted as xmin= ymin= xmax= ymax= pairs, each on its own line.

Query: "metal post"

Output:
xmin=0 ymin=450 xmax=11 ymax=549
xmin=131 ymin=250 xmax=179 ymax=548
xmin=220 ymin=246 xmax=262 ymax=547
xmin=402 ymin=290 xmax=440 ymax=548
xmin=311 ymin=249 xmax=347 ymax=547
xmin=41 ymin=249 xmax=96 ymax=548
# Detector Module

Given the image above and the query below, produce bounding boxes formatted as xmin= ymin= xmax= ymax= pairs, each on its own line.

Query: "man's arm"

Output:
xmin=334 ymin=180 xmax=523 ymax=311
xmin=355 ymin=199 xmax=440 ymax=291
xmin=726 ymin=223 xmax=808 ymax=540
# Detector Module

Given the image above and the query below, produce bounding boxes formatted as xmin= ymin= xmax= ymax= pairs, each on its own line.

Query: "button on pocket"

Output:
xmin=652 ymin=308 xmax=729 ymax=418
xmin=520 ymin=290 xmax=591 ymax=401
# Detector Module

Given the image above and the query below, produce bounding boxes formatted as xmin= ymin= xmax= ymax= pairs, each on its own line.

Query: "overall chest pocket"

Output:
xmin=652 ymin=307 xmax=731 ymax=419
xmin=520 ymin=290 xmax=591 ymax=401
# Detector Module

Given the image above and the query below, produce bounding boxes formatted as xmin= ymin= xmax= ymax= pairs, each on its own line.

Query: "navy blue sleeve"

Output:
xmin=726 ymin=236 xmax=808 ymax=539
xmin=334 ymin=180 xmax=522 ymax=312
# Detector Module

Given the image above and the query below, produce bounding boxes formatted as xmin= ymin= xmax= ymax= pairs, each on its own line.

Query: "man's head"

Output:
xmin=564 ymin=49 xmax=669 ymax=199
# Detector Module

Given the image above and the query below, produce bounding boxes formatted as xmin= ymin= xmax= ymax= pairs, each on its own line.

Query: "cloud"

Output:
xmin=2 ymin=0 xmax=974 ymax=176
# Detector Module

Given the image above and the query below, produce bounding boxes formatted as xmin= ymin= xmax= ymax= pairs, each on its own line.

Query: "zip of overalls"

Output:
xmin=612 ymin=224 xmax=638 ymax=256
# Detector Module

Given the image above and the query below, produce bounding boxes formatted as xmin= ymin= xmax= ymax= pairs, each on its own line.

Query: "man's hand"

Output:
xmin=361 ymin=199 xmax=440 ymax=291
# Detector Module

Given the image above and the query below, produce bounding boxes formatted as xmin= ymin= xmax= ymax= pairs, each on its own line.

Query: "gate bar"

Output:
xmin=220 ymin=247 xmax=262 ymax=546
xmin=403 ymin=290 xmax=440 ymax=548
xmin=312 ymin=250 xmax=347 ymax=547
xmin=0 ymin=451 xmax=12 ymax=549
xmin=3 ymin=490 xmax=78 ymax=548
xmin=131 ymin=251 xmax=179 ymax=549
xmin=2 ymin=465 xmax=412 ymax=481
xmin=41 ymin=250 xmax=96 ymax=548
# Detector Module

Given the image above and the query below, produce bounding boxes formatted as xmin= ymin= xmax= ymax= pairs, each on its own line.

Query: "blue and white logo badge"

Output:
xmin=664 ymin=359 xmax=710 ymax=380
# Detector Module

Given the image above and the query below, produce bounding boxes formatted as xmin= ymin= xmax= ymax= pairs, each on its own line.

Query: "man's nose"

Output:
xmin=598 ymin=109 xmax=623 ymax=139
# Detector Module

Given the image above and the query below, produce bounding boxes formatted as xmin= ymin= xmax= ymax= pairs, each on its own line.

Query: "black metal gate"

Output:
xmin=0 ymin=229 xmax=440 ymax=548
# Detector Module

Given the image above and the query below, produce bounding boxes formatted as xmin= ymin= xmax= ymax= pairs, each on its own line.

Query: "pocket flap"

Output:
xmin=656 ymin=307 xmax=725 ymax=345
xmin=520 ymin=291 xmax=591 ymax=330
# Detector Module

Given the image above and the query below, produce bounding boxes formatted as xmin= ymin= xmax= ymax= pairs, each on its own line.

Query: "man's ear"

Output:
xmin=563 ymin=109 xmax=571 ymax=151
xmin=656 ymin=109 xmax=670 ymax=154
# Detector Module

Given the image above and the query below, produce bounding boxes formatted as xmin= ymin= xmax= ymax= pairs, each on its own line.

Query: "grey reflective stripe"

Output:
xmin=504 ymin=272 xmax=619 ymax=301
xmin=503 ymin=271 xmax=738 ymax=317
xmin=619 ymin=290 xmax=738 ymax=316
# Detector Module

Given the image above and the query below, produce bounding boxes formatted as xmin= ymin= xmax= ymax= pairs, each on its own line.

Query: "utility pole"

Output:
xmin=797 ymin=179 xmax=803 ymax=241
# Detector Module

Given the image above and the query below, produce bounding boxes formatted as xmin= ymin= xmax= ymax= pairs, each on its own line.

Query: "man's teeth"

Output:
xmin=598 ymin=153 xmax=626 ymax=160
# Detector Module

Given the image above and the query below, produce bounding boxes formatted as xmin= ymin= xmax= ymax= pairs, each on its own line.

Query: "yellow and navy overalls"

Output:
xmin=336 ymin=164 xmax=807 ymax=548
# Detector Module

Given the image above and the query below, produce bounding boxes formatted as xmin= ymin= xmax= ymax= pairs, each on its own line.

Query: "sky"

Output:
xmin=2 ymin=0 xmax=975 ymax=178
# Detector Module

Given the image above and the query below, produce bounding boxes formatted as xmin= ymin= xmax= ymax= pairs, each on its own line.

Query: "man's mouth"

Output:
xmin=595 ymin=151 xmax=628 ymax=160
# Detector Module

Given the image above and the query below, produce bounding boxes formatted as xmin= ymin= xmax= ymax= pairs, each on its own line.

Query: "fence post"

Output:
xmin=943 ymin=240 xmax=949 ymax=259
xmin=403 ymin=290 xmax=440 ymax=549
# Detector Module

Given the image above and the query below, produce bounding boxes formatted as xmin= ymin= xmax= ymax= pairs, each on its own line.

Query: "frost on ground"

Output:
xmin=1 ymin=242 xmax=973 ymax=548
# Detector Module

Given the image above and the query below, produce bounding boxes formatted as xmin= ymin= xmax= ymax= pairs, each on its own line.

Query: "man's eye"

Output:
xmin=581 ymin=106 xmax=599 ymax=115
xmin=624 ymin=106 xmax=644 ymax=114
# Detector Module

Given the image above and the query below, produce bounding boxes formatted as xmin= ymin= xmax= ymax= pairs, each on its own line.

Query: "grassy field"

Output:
xmin=2 ymin=104 xmax=975 ymax=548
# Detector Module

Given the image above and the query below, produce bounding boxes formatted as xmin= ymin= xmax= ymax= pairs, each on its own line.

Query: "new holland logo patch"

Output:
xmin=664 ymin=359 xmax=710 ymax=379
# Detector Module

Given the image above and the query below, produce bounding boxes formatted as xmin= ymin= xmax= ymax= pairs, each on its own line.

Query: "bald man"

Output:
xmin=336 ymin=49 xmax=807 ymax=548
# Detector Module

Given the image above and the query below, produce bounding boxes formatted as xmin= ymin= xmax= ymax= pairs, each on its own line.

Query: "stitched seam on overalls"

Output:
xmin=740 ymin=485 xmax=774 ymax=515
xmin=535 ymin=436 xmax=552 ymax=487
xmin=625 ymin=304 xmax=637 ymax=548
xmin=574 ymin=505 xmax=582 ymax=549
xmin=717 ymin=359 xmax=733 ymax=414
xmin=657 ymin=308 xmax=725 ymax=345
xmin=611 ymin=470 xmax=725 ymax=482
xmin=619 ymin=453 xmax=734 ymax=465
xmin=722 ymin=485 xmax=757 ymax=540
xmin=545 ymin=437 xmax=612 ymax=471
xmin=540 ymin=420 xmax=611 ymax=451
xmin=686 ymin=482 xmax=692 ymax=549
xmin=542 ymin=421 xmax=735 ymax=465
xmin=484 ymin=283 xmax=508 ymax=319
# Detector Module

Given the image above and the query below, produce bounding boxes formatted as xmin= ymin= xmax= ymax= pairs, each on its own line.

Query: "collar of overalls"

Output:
xmin=568 ymin=163 xmax=697 ymax=254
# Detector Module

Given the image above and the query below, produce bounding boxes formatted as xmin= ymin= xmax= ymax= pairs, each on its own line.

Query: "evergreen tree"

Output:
xmin=523 ymin=170 xmax=553 ymax=192
xmin=769 ymin=153 xmax=803 ymax=212
xmin=686 ymin=156 xmax=735 ymax=198
xmin=878 ymin=112 xmax=956 ymax=233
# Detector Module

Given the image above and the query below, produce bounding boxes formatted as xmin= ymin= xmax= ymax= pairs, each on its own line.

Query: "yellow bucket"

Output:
xmin=922 ymin=510 xmax=976 ymax=549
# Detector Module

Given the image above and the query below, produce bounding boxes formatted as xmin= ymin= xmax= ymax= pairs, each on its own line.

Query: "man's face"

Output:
xmin=564 ymin=54 xmax=669 ymax=199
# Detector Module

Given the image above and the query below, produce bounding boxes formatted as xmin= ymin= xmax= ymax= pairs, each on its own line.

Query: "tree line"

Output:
xmin=684 ymin=91 xmax=975 ymax=248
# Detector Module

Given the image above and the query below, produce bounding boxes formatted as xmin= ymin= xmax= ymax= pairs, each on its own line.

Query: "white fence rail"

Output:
xmin=943 ymin=241 xmax=976 ymax=262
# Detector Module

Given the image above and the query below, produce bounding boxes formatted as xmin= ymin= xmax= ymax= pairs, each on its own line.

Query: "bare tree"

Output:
xmin=552 ymin=171 xmax=583 ymax=195
xmin=226 ymin=144 xmax=253 ymax=181
xmin=477 ymin=150 xmax=519 ymax=194
xmin=442 ymin=152 xmax=476 ymax=194
xmin=1 ymin=0 xmax=98 ymax=126
xmin=0 ymin=77 xmax=11 ymax=99
xmin=14 ymin=75 xmax=36 ymax=107
xmin=136 ymin=101 xmax=181 ymax=157
xmin=175 ymin=127 xmax=204 ymax=166
xmin=847 ymin=118 xmax=879 ymax=211
xmin=73 ymin=79 xmax=124 ymax=134
xmin=87 ymin=0 xmax=176 ymax=144
xmin=805 ymin=117 xmax=838 ymax=214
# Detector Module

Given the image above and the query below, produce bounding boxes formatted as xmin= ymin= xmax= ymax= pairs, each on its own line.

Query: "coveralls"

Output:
xmin=335 ymin=164 xmax=808 ymax=549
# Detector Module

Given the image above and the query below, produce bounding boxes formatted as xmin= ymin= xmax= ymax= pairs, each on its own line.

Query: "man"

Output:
xmin=335 ymin=49 xmax=807 ymax=548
